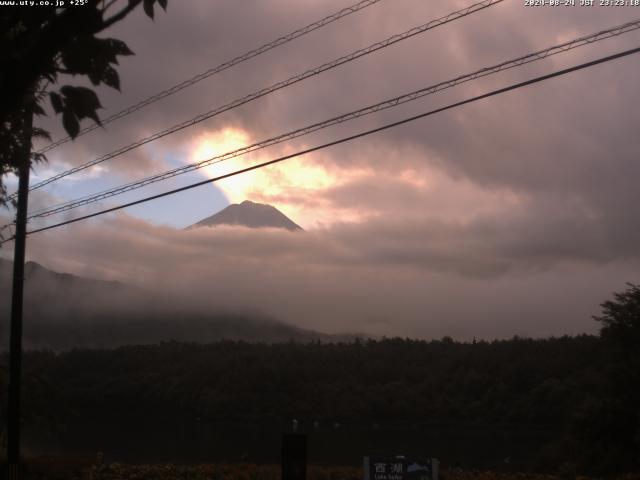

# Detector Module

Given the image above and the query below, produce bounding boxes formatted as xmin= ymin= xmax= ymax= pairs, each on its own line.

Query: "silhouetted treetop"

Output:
xmin=0 ymin=0 xmax=168 ymax=207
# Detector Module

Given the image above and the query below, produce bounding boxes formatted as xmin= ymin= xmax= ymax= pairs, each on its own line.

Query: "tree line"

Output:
xmin=0 ymin=284 xmax=638 ymax=473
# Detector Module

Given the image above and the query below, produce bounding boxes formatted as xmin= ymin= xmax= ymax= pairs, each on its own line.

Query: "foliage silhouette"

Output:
xmin=0 ymin=0 xmax=168 ymax=208
xmin=574 ymin=283 xmax=640 ymax=473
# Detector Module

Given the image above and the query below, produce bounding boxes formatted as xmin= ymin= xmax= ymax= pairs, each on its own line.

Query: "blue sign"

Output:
xmin=363 ymin=457 xmax=438 ymax=480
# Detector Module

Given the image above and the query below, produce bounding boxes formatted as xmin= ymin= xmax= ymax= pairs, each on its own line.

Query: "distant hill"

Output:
xmin=0 ymin=257 xmax=126 ymax=294
xmin=188 ymin=200 xmax=302 ymax=231
xmin=0 ymin=259 xmax=355 ymax=350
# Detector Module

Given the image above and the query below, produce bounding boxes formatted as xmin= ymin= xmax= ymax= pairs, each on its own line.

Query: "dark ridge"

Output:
xmin=187 ymin=200 xmax=303 ymax=231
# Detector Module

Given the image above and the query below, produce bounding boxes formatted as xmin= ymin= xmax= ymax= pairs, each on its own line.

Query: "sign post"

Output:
xmin=282 ymin=433 xmax=306 ymax=480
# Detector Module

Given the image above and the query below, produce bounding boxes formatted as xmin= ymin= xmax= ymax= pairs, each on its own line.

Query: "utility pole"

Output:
xmin=6 ymin=107 xmax=32 ymax=480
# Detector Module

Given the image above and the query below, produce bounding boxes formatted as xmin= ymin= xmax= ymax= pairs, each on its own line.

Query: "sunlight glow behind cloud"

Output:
xmin=190 ymin=127 xmax=371 ymax=228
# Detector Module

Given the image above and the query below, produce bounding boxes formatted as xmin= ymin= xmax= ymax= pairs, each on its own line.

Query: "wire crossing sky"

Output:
xmin=25 ymin=18 xmax=640 ymax=221
xmin=19 ymin=0 xmax=504 ymax=197
xmin=6 ymin=44 xmax=637 ymax=245
xmin=34 ymin=0 xmax=387 ymax=155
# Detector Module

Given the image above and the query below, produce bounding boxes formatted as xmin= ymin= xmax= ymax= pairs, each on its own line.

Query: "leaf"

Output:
xmin=107 ymin=38 xmax=134 ymax=57
xmin=30 ymin=151 xmax=48 ymax=165
xmin=60 ymin=86 xmax=103 ymax=125
xmin=101 ymin=65 xmax=120 ymax=91
xmin=32 ymin=127 xmax=52 ymax=142
xmin=49 ymin=92 xmax=64 ymax=114
xmin=60 ymin=37 xmax=94 ymax=73
xmin=60 ymin=37 xmax=132 ymax=89
xmin=62 ymin=110 xmax=79 ymax=138
xmin=44 ymin=70 xmax=58 ymax=83
xmin=157 ymin=0 xmax=167 ymax=10
xmin=143 ymin=0 xmax=154 ymax=19
xmin=61 ymin=85 xmax=102 ymax=111
xmin=88 ymin=69 xmax=101 ymax=86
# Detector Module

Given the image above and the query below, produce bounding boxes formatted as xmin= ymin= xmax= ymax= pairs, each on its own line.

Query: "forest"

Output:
xmin=0 ymin=284 xmax=638 ymax=475
xmin=0 ymin=332 xmax=636 ymax=474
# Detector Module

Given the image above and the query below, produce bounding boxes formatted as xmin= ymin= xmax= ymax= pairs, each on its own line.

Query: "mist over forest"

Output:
xmin=0 ymin=259 xmax=356 ymax=350
xmin=1 ymin=256 xmax=638 ymax=474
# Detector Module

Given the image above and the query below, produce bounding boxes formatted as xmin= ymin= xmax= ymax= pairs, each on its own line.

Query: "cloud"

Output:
xmin=87 ymin=1 xmax=640 ymax=237
xmin=10 ymin=209 xmax=638 ymax=340
xmin=6 ymin=0 xmax=639 ymax=341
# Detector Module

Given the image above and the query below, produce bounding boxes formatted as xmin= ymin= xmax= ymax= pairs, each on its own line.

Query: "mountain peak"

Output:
xmin=188 ymin=200 xmax=303 ymax=231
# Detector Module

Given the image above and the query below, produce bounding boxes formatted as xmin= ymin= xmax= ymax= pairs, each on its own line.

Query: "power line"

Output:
xmin=26 ymin=18 xmax=640 ymax=220
xmin=18 ymin=0 xmax=503 ymax=197
xmin=6 ymin=44 xmax=636 ymax=243
xmin=36 ymin=0 xmax=386 ymax=155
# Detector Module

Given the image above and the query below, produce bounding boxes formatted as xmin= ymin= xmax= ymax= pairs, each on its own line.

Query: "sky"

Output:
xmin=2 ymin=0 xmax=640 ymax=340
